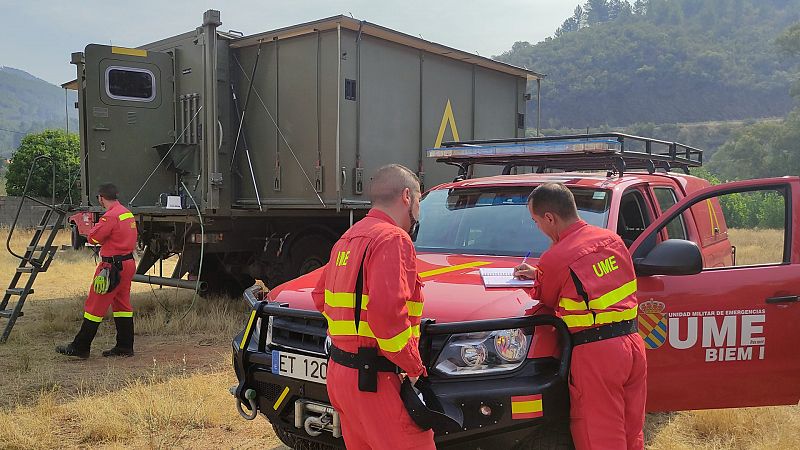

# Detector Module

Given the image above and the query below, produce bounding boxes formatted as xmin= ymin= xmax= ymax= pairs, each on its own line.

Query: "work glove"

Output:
xmin=93 ymin=267 xmax=110 ymax=294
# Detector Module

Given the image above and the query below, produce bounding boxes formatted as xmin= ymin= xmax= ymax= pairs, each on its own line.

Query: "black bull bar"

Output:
xmin=233 ymin=301 xmax=573 ymax=406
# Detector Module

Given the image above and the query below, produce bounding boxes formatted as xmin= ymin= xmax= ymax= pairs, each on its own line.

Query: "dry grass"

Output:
xmin=728 ymin=228 xmax=785 ymax=266
xmin=1 ymin=227 xmax=798 ymax=449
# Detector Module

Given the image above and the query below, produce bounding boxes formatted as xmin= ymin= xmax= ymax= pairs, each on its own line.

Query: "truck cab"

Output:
xmin=231 ymin=134 xmax=800 ymax=449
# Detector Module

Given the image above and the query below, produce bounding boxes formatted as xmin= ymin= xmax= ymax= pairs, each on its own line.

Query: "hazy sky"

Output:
xmin=0 ymin=0 xmax=578 ymax=85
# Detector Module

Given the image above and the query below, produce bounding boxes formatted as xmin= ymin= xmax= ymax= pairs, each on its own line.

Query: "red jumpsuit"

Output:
xmin=532 ymin=220 xmax=647 ymax=450
xmin=312 ymin=209 xmax=435 ymax=450
xmin=84 ymin=201 xmax=137 ymax=323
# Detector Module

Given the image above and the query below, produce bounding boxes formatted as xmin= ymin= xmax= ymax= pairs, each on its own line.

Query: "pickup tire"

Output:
xmin=514 ymin=421 xmax=574 ymax=450
xmin=272 ymin=424 xmax=338 ymax=450
xmin=70 ymin=223 xmax=86 ymax=250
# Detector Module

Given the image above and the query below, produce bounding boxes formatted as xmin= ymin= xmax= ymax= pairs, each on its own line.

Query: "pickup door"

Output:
xmin=630 ymin=177 xmax=800 ymax=412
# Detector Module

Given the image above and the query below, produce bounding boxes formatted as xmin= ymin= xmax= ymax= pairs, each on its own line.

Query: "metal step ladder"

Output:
xmin=0 ymin=207 xmax=66 ymax=342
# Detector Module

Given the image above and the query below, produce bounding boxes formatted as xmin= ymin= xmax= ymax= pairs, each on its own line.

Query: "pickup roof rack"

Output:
xmin=429 ymin=133 xmax=703 ymax=179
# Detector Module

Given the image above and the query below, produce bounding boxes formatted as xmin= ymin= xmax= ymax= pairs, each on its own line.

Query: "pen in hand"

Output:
xmin=521 ymin=251 xmax=531 ymax=266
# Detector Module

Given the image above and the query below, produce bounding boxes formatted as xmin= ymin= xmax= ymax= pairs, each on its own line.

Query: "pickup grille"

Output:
xmin=269 ymin=315 xmax=327 ymax=355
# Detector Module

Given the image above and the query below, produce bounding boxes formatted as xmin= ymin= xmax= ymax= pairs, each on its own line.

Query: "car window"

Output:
xmin=635 ymin=186 xmax=788 ymax=269
xmin=414 ymin=187 xmax=611 ymax=257
xmin=652 ymin=187 xmax=688 ymax=240
xmin=617 ymin=190 xmax=652 ymax=247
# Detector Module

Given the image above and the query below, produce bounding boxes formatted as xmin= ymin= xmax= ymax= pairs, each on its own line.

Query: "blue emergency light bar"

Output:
xmin=426 ymin=138 xmax=621 ymax=159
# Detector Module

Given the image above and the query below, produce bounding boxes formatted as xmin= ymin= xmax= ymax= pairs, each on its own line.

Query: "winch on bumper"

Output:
xmin=231 ymin=286 xmax=572 ymax=449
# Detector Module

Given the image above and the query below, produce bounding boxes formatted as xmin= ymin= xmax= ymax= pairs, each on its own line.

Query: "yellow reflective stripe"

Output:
xmin=562 ymin=305 xmax=639 ymax=329
xmin=112 ymin=46 xmax=147 ymax=57
xmin=83 ymin=312 xmax=103 ymax=323
xmin=323 ymin=312 xmax=414 ymax=353
xmin=406 ymin=301 xmax=423 ymax=317
xmin=595 ymin=305 xmax=638 ymax=325
xmin=562 ymin=313 xmax=594 ymax=328
xmin=273 ymin=386 xmax=290 ymax=410
xmin=90 ymin=238 xmax=100 ymax=244
xmin=375 ymin=326 xmax=414 ymax=353
xmin=418 ymin=261 xmax=491 ymax=278
xmin=239 ymin=310 xmax=257 ymax=350
xmin=112 ymin=311 xmax=133 ymax=318
xmin=411 ymin=324 xmax=420 ymax=337
xmin=324 ymin=290 xmax=370 ymax=309
xmin=588 ymin=280 xmax=638 ymax=311
xmin=118 ymin=212 xmax=134 ymax=221
xmin=559 ymin=297 xmax=587 ymax=311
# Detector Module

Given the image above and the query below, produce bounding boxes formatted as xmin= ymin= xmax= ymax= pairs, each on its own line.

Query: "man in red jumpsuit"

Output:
xmin=514 ymin=183 xmax=646 ymax=450
xmin=57 ymin=183 xmax=138 ymax=358
xmin=312 ymin=164 xmax=435 ymax=450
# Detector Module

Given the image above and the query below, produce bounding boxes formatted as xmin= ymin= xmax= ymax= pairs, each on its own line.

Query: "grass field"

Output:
xmin=0 ymin=227 xmax=797 ymax=449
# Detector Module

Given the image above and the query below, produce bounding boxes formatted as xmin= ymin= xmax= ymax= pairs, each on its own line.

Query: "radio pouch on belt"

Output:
xmin=353 ymin=247 xmax=379 ymax=392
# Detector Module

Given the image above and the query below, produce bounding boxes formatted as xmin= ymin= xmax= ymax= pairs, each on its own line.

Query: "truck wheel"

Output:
xmin=288 ymin=235 xmax=333 ymax=277
xmin=272 ymin=423 xmax=341 ymax=450
xmin=514 ymin=421 xmax=574 ymax=450
xmin=200 ymin=257 xmax=255 ymax=298
xmin=70 ymin=223 xmax=86 ymax=250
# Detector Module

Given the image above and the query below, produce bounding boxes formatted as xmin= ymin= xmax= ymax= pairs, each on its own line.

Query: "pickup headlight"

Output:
xmin=434 ymin=329 xmax=529 ymax=376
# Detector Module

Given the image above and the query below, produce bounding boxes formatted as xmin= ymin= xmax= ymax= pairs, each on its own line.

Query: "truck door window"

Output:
xmin=652 ymin=187 xmax=687 ymax=240
xmin=105 ymin=66 xmax=156 ymax=102
xmin=617 ymin=190 xmax=652 ymax=247
xmin=637 ymin=187 xmax=788 ymax=268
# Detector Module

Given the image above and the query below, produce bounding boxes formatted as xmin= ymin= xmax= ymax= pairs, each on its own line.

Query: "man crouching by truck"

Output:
xmin=56 ymin=183 xmax=137 ymax=358
xmin=311 ymin=164 xmax=435 ymax=450
xmin=514 ymin=183 xmax=647 ymax=450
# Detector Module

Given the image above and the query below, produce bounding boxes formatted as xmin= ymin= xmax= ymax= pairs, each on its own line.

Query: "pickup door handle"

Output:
xmin=766 ymin=295 xmax=799 ymax=304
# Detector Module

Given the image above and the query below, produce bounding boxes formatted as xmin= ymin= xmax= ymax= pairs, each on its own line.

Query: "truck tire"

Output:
xmin=70 ymin=223 xmax=86 ymax=250
xmin=513 ymin=421 xmax=574 ymax=450
xmin=200 ymin=257 xmax=255 ymax=298
xmin=288 ymin=235 xmax=334 ymax=277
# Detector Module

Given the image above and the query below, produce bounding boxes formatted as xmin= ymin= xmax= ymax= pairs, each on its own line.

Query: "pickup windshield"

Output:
xmin=414 ymin=187 xmax=611 ymax=257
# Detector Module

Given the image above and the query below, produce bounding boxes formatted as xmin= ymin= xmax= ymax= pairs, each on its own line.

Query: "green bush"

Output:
xmin=5 ymin=129 xmax=79 ymax=200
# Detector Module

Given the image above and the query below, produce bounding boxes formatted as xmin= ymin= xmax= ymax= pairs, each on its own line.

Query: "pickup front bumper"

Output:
xmin=231 ymin=290 xmax=572 ymax=449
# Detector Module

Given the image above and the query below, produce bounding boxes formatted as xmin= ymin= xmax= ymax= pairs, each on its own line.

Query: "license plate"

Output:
xmin=272 ymin=350 xmax=328 ymax=384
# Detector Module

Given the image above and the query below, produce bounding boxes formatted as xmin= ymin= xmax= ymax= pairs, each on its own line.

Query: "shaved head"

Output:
xmin=368 ymin=164 xmax=420 ymax=207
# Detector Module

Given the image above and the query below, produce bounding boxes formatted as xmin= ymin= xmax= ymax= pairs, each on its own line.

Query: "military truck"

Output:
xmin=63 ymin=10 xmax=541 ymax=294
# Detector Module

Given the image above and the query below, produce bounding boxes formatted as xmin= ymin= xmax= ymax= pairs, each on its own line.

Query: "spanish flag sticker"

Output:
xmin=511 ymin=394 xmax=543 ymax=420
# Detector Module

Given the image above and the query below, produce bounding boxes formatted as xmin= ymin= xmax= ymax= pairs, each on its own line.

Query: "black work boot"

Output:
xmin=102 ymin=316 xmax=134 ymax=357
xmin=56 ymin=317 xmax=100 ymax=359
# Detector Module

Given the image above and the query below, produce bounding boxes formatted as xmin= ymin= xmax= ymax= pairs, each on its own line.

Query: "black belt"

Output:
xmin=329 ymin=345 xmax=399 ymax=372
xmin=329 ymin=345 xmax=399 ymax=392
xmin=571 ymin=319 xmax=638 ymax=346
xmin=102 ymin=253 xmax=134 ymax=264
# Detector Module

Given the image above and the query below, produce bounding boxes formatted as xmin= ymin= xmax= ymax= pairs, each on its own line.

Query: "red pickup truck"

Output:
xmin=231 ymin=134 xmax=800 ymax=449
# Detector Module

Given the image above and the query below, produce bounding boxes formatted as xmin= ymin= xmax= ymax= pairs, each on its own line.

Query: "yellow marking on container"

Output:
xmin=419 ymin=261 xmax=491 ymax=278
xmin=239 ymin=310 xmax=257 ymax=350
xmin=273 ymin=386 xmax=291 ymax=410
xmin=112 ymin=46 xmax=148 ymax=57
xmin=433 ymin=99 xmax=461 ymax=148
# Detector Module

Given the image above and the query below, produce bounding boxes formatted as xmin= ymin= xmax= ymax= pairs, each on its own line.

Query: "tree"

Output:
xmin=555 ymin=6 xmax=584 ymax=37
xmin=633 ymin=0 xmax=649 ymax=15
xmin=5 ymin=129 xmax=80 ymax=200
xmin=584 ymin=0 xmax=611 ymax=25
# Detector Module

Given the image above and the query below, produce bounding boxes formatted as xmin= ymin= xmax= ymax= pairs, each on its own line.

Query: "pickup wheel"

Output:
xmin=514 ymin=421 xmax=574 ymax=450
xmin=272 ymin=424 xmax=340 ymax=450
xmin=70 ymin=223 xmax=86 ymax=250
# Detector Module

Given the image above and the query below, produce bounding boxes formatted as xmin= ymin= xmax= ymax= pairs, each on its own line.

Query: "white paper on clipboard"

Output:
xmin=479 ymin=268 xmax=535 ymax=288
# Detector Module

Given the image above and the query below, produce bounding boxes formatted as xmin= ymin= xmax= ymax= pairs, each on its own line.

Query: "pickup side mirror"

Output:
xmin=634 ymin=239 xmax=702 ymax=276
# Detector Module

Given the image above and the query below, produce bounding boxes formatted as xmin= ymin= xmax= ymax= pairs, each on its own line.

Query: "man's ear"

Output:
xmin=402 ymin=187 xmax=411 ymax=206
